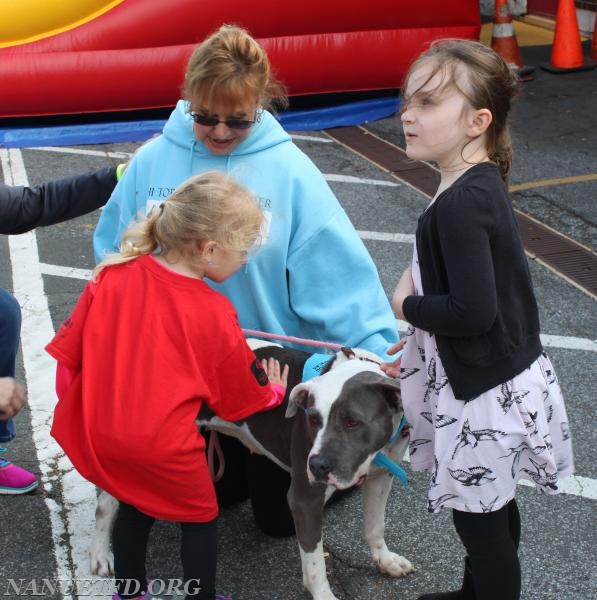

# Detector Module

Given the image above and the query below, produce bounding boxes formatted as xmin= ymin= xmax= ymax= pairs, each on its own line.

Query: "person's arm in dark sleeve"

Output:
xmin=402 ymin=191 xmax=498 ymax=337
xmin=0 ymin=166 xmax=118 ymax=235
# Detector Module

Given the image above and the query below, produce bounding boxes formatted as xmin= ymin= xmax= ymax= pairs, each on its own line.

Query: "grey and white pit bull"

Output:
xmin=90 ymin=339 xmax=414 ymax=600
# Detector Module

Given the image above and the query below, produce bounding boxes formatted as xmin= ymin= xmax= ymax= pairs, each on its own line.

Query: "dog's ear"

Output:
xmin=286 ymin=383 xmax=311 ymax=418
xmin=360 ymin=371 xmax=402 ymax=413
xmin=377 ymin=377 xmax=402 ymax=413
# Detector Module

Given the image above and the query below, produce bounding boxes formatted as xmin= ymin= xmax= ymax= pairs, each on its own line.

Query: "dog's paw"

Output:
xmin=309 ymin=589 xmax=339 ymax=600
xmin=303 ymin=576 xmax=339 ymax=600
xmin=375 ymin=550 xmax=415 ymax=578
xmin=90 ymin=546 xmax=114 ymax=577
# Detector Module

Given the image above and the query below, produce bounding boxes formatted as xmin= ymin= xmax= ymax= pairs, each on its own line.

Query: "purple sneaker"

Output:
xmin=112 ymin=590 xmax=155 ymax=600
xmin=0 ymin=448 xmax=38 ymax=494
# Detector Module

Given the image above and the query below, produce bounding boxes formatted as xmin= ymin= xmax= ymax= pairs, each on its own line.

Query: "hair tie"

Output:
xmin=126 ymin=241 xmax=141 ymax=254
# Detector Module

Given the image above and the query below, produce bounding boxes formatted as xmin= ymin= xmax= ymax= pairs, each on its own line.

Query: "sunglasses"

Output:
xmin=189 ymin=112 xmax=256 ymax=130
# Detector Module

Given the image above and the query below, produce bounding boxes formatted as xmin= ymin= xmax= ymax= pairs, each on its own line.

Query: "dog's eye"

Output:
xmin=344 ymin=419 xmax=361 ymax=429
xmin=305 ymin=408 xmax=322 ymax=429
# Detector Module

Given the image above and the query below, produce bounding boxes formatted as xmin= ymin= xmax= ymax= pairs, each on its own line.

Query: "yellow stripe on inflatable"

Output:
xmin=0 ymin=0 xmax=125 ymax=48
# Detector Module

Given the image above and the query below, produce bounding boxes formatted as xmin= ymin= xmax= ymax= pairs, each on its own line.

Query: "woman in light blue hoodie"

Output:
xmin=93 ymin=24 xmax=399 ymax=541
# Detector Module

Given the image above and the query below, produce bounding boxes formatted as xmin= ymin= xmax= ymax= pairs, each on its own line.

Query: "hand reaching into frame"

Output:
xmin=0 ymin=377 xmax=27 ymax=419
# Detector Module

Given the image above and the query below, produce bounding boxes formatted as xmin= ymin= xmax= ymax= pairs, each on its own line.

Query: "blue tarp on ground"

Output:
xmin=0 ymin=96 xmax=399 ymax=148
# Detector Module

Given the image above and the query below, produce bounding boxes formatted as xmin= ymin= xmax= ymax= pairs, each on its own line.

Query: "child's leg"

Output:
xmin=0 ymin=289 xmax=36 ymax=494
xmin=453 ymin=499 xmax=521 ymax=600
xmin=180 ymin=519 xmax=217 ymax=599
xmin=112 ymin=502 xmax=155 ymax=599
xmin=0 ymin=288 xmax=21 ymax=443
xmin=507 ymin=497 xmax=521 ymax=548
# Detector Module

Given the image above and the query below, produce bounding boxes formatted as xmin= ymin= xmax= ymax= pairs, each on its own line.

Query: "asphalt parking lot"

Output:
xmin=1 ymin=37 xmax=596 ymax=600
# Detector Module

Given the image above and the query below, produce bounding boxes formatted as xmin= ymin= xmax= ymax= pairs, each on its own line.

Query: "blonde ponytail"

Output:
xmin=92 ymin=171 xmax=264 ymax=281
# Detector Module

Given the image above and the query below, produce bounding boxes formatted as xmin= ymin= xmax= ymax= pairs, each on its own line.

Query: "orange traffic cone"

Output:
xmin=490 ymin=0 xmax=534 ymax=80
xmin=541 ymin=0 xmax=594 ymax=72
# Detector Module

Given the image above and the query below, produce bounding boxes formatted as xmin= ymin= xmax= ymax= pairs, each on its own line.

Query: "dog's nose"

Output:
xmin=309 ymin=454 xmax=331 ymax=479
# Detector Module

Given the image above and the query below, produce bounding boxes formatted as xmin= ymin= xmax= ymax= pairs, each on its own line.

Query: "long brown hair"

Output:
xmin=403 ymin=38 xmax=520 ymax=181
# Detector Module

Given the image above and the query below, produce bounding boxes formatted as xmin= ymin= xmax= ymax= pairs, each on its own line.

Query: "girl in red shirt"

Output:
xmin=46 ymin=171 xmax=288 ymax=600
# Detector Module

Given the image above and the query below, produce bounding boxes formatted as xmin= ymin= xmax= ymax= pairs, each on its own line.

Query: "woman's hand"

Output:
xmin=380 ymin=339 xmax=406 ymax=379
xmin=261 ymin=357 xmax=290 ymax=389
xmin=391 ymin=267 xmax=414 ymax=320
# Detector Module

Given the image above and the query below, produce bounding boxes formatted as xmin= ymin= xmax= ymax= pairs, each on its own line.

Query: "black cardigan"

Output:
xmin=1 ymin=166 xmax=117 ymax=235
xmin=403 ymin=163 xmax=542 ymax=400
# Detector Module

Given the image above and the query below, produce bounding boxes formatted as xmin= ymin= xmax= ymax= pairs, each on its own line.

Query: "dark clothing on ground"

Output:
xmin=214 ymin=434 xmax=295 ymax=537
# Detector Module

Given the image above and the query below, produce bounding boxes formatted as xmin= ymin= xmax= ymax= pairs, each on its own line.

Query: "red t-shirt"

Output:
xmin=46 ymin=255 xmax=273 ymax=522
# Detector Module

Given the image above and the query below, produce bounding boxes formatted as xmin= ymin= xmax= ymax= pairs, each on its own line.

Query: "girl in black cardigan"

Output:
xmin=383 ymin=40 xmax=574 ymax=600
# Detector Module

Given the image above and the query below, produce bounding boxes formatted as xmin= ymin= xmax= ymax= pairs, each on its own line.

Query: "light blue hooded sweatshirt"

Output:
xmin=94 ymin=100 xmax=398 ymax=358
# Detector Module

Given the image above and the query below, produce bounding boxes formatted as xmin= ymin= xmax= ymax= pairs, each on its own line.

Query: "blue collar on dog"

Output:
xmin=302 ymin=352 xmax=334 ymax=381
xmin=373 ymin=415 xmax=408 ymax=486
xmin=302 ymin=356 xmax=408 ymax=486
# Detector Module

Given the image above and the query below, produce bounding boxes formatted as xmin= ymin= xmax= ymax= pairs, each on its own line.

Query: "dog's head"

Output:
xmin=286 ymin=357 xmax=402 ymax=489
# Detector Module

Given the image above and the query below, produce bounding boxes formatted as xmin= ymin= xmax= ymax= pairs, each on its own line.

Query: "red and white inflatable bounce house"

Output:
xmin=0 ymin=0 xmax=480 ymax=118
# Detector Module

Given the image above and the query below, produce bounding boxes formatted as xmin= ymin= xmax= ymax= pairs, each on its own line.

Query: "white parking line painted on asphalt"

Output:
xmin=27 ymin=135 xmax=334 ymax=158
xmin=359 ymin=230 xmax=415 ymax=243
xmin=325 ymin=174 xmax=400 ymax=186
xmin=291 ymin=134 xmax=334 ymax=143
xmin=1 ymin=148 xmax=101 ymax=599
xmin=28 ymin=146 xmax=132 ymax=159
xmin=39 ymin=263 xmax=94 ymax=281
xmin=38 ymin=262 xmax=597 ymax=355
xmin=540 ymin=334 xmax=597 ymax=352
xmin=29 ymin=144 xmax=397 ymax=188
xmin=517 ymin=474 xmax=597 ymax=499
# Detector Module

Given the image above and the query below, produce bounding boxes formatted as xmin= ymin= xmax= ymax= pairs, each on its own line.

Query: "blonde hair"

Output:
xmin=93 ymin=171 xmax=264 ymax=280
xmin=403 ymin=38 xmax=520 ymax=181
xmin=183 ymin=24 xmax=288 ymax=112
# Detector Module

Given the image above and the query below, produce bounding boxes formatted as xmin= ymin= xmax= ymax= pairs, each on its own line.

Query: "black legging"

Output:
xmin=453 ymin=499 xmax=521 ymax=600
xmin=113 ymin=502 xmax=217 ymax=599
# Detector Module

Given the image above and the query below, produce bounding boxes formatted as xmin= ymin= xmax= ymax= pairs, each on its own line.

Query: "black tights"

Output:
xmin=112 ymin=502 xmax=217 ymax=599
xmin=453 ymin=499 xmax=521 ymax=600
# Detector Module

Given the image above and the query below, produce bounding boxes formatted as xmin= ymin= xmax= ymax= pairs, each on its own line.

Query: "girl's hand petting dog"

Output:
xmin=261 ymin=357 xmax=290 ymax=389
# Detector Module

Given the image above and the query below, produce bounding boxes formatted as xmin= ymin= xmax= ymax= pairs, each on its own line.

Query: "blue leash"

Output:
xmin=373 ymin=415 xmax=409 ymax=486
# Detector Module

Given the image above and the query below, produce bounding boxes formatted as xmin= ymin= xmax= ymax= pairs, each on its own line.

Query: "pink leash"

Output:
xmin=241 ymin=328 xmax=345 ymax=351
xmin=207 ymin=430 xmax=226 ymax=482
